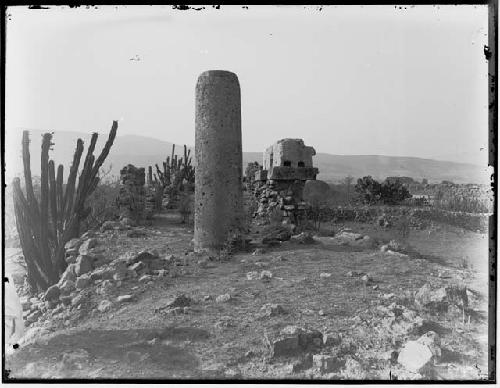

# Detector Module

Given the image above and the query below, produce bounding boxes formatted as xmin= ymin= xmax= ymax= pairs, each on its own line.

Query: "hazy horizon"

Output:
xmin=6 ymin=5 xmax=489 ymax=167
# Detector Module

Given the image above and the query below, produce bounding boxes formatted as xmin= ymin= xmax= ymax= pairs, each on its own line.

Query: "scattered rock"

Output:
xmin=246 ymin=271 xmax=259 ymax=280
xmin=75 ymin=274 xmax=90 ymax=290
xmin=313 ymin=354 xmax=344 ymax=374
xmin=318 ymin=309 xmax=326 ymax=316
xmin=261 ymin=303 xmax=286 ymax=317
xmin=116 ymin=295 xmax=134 ymax=303
xmin=78 ymin=238 xmax=98 ymax=255
xmin=260 ymin=270 xmax=273 ymax=281
xmin=216 ymin=293 xmax=231 ymax=303
xmin=252 ymin=248 xmax=265 ymax=255
xmin=59 ymin=264 xmax=77 ymax=284
xmin=164 ymin=294 xmax=193 ymax=309
xmin=90 ymin=268 xmax=114 ymax=281
xmin=139 ymin=275 xmax=153 ymax=283
xmin=414 ymin=284 xmax=448 ymax=311
xmin=97 ymin=300 xmax=113 ymax=313
xmin=397 ymin=341 xmax=434 ymax=373
xmin=44 ymin=285 xmax=60 ymax=301
xmin=129 ymin=261 xmax=145 ymax=273
xmin=380 ymin=245 xmax=389 ymax=252
xmin=320 ymin=272 xmax=332 ymax=278
xmin=291 ymin=232 xmax=315 ymax=245
xmin=65 ymin=238 xmax=82 ymax=251
xmin=361 ymin=274 xmax=371 ymax=283
xmin=60 ymin=280 xmax=76 ymax=295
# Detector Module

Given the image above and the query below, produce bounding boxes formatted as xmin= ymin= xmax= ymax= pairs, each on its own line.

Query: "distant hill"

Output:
xmin=4 ymin=130 xmax=489 ymax=184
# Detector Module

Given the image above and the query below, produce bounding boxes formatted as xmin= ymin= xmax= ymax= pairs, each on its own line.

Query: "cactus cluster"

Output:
xmin=12 ymin=121 xmax=118 ymax=292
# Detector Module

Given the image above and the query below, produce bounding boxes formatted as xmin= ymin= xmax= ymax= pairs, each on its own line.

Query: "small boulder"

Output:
xmin=320 ymin=272 xmax=332 ymax=279
xmin=216 ymin=293 xmax=231 ymax=303
xmin=165 ymin=294 xmax=192 ymax=308
xmin=64 ymin=238 xmax=82 ymax=251
xmin=261 ymin=303 xmax=286 ymax=317
xmin=260 ymin=270 xmax=273 ymax=281
xmin=44 ymin=285 xmax=60 ymax=301
xmin=78 ymin=238 xmax=98 ymax=255
xmin=272 ymin=336 xmax=300 ymax=357
xmin=246 ymin=271 xmax=259 ymax=280
xmin=313 ymin=354 xmax=344 ymax=374
xmin=75 ymin=255 xmax=93 ymax=276
xmin=290 ymin=232 xmax=315 ymax=245
xmin=75 ymin=275 xmax=90 ymax=290
xmin=97 ymin=300 xmax=113 ymax=313
xmin=59 ymin=264 xmax=77 ymax=284
xmin=116 ymin=295 xmax=134 ymax=303
xmin=60 ymin=280 xmax=76 ymax=295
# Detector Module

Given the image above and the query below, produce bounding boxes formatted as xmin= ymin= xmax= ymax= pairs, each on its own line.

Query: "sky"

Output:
xmin=5 ymin=5 xmax=489 ymax=165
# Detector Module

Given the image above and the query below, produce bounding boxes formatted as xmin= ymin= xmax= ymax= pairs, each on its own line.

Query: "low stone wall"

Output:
xmin=253 ymin=180 xmax=307 ymax=224
xmin=315 ymin=205 xmax=489 ymax=233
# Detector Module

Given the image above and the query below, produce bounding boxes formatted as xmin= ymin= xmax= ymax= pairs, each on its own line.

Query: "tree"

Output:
xmin=380 ymin=180 xmax=412 ymax=205
xmin=354 ymin=176 xmax=382 ymax=204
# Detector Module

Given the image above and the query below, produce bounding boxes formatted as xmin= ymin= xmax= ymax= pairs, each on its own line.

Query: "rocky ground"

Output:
xmin=4 ymin=213 xmax=490 ymax=381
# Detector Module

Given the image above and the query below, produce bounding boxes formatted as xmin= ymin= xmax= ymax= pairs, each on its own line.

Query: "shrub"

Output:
xmin=81 ymin=176 xmax=121 ymax=231
xmin=380 ymin=180 xmax=412 ymax=205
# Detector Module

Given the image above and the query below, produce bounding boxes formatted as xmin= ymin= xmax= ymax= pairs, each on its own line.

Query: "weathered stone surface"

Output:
xmin=75 ymin=255 xmax=93 ymax=276
xmin=272 ymin=336 xmax=300 ymax=357
xmin=65 ymin=238 xmax=82 ymax=251
xmin=60 ymin=280 xmax=76 ymax=295
xmin=397 ymin=341 xmax=434 ymax=373
xmin=59 ymin=264 xmax=77 ymax=284
xmin=78 ymin=238 xmax=98 ymax=255
xmin=44 ymin=285 xmax=60 ymax=301
xmin=75 ymin=275 xmax=91 ymax=290
xmin=194 ymin=70 xmax=242 ymax=252
xmin=90 ymin=268 xmax=113 ymax=281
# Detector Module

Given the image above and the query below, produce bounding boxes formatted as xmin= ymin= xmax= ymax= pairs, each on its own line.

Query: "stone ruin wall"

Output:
xmin=117 ymin=164 xmax=147 ymax=222
xmin=254 ymin=139 xmax=318 ymax=225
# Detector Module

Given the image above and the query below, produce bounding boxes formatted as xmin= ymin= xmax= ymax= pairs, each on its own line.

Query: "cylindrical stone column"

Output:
xmin=194 ymin=70 xmax=242 ymax=252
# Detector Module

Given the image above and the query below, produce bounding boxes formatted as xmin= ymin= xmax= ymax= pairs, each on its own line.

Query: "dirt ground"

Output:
xmin=4 ymin=212 xmax=491 ymax=381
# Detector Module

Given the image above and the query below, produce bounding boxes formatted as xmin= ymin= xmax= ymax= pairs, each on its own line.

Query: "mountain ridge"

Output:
xmin=4 ymin=130 xmax=488 ymax=184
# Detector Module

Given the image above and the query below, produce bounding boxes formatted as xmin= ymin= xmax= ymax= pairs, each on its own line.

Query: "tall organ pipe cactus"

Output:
xmin=150 ymin=144 xmax=195 ymax=210
xmin=12 ymin=121 xmax=118 ymax=292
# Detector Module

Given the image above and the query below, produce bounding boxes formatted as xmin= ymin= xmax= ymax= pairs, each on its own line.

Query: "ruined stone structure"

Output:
xmin=118 ymin=164 xmax=146 ymax=222
xmin=254 ymin=139 xmax=319 ymax=224
xmin=194 ymin=70 xmax=243 ymax=252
